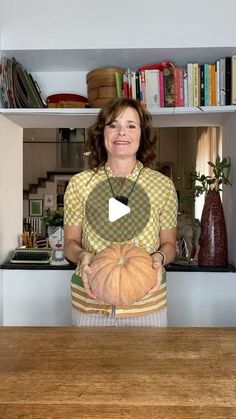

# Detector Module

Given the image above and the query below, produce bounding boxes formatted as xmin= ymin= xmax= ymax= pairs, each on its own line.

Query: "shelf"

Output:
xmin=0 ymin=108 xmax=100 ymax=128
xmin=1 ymin=106 xmax=236 ymax=129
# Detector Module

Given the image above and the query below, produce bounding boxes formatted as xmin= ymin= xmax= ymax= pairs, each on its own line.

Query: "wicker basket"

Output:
xmin=86 ymin=67 xmax=124 ymax=108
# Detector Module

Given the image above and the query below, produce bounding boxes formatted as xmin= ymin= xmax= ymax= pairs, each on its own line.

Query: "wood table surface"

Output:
xmin=0 ymin=327 xmax=236 ymax=419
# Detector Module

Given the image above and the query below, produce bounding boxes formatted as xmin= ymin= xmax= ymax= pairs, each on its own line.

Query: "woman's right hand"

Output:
xmin=80 ymin=252 xmax=97 ymax=300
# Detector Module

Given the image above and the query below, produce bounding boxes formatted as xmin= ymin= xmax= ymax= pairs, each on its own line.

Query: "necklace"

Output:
xmin=104 ymin=165 xmax=143 ymax=206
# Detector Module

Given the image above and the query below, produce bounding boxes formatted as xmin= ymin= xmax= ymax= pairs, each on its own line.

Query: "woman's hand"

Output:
xmin=139 ymin=254 xmax=163 ymax=301
xmin=80 ymin=252 xmax=97 ymax=300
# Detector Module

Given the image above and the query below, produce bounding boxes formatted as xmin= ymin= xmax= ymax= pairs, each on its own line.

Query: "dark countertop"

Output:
xmin=1 ymin=260 xmax=235 ymax=272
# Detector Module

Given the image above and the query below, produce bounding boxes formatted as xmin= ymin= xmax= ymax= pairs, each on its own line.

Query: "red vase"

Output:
xmin=198 ymin=191 xmax=228 ymax=266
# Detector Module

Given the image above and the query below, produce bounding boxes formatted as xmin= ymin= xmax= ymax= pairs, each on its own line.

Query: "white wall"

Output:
xmin=1 ymin=0 xmax=236 ymax=49
xmin=168 ymin=272 xmax=236 ymax=326
xmin=0 ymin=116 xmax=23 ymax=263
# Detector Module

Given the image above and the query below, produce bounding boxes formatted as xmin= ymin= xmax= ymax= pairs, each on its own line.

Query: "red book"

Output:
xmin=173 ymin=67 xmax=184 ymax=107
xmin=138 ymin=60 xmax=175 ymax=72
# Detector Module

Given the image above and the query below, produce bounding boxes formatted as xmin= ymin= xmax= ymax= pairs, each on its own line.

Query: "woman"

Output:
xmin=64 ymin=97 xmax=178 ymax=326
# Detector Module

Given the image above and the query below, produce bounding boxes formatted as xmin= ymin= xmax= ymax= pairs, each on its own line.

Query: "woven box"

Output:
xmin=86 ymin=67 xmax=124 ymax=108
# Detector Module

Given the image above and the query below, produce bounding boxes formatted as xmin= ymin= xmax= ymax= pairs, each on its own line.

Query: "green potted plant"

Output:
xmin=191 ymin=156 xmax=231 ymax=196
xmin=191 ymin=156 xmax=231 ymax=267
xmin=41 ymin=208 xmax=64 ymax=228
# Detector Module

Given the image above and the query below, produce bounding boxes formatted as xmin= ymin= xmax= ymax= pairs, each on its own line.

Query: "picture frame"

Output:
xmin=29 ymin=199 xmax=43 ymax=217
xmin=157 ymin=162 xmax=173 ymax=179
xmin=44 ymin=193 xmax=55 ymax=209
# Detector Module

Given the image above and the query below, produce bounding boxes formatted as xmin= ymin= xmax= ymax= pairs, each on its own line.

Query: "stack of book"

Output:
xmin=0 ymin=57 xmax=45 ymax=108
xmin=117 ymin=55 xmax=236 ymax=108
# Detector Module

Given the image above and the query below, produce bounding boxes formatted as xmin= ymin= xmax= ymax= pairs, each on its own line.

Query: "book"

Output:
xmin=187 ymin=63 xmax=193 ymax=107
xmin=130 ymin=71 xmax=136 ymax=99
xmin=215 ymin=60 xmax=220 ymax=106
xmin=204 ymin=64 xmax=209 ymax=106
xmin=135 ymin=71 xmax=141 ymax=101
xmin=225 ymin=56 xmax=232 ymax=105
xmin=146 ymin=69 xmax=160 ymax=108
xmin=163 ymin=67 xmax=174 ymax=107
xmin=137 ymin=60 xmax=175 ymax=71
xmin=200 ymin=64 xmax=205 ymax=106
xmin=173 ymin=67 xmax=184 ymax=107
xmin=183 ymin=67 xmax=188 ymax=107
xmin=140 ymin=69 xmax=147 ymax=106
xmin=219 ymin=58 xmax=226 ymax=106
xmin=192 ymin=63 xmax=199 ymax=107
xmin=210 ymin=63 xmax=216 ymax=106
xmin=231 ymin=55 xmax=236 ymax=105
xmin=115 ymin=72 xmax=123 ymax=97
xmin=159 ymin=71 xmax=165 ymax=107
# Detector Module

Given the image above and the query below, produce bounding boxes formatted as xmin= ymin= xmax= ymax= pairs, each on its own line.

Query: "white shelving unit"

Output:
xmin=1 ymin=106 xmax=236 ymax=128
xmin=1 ymin=0 xmax=236 ymax=326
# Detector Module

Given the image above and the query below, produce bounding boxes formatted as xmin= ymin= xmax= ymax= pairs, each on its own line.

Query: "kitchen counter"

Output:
xmin=1 ymin=260 xmax=235 ymax=272
xmin=0 ymin=327 xmax=236 ymax=418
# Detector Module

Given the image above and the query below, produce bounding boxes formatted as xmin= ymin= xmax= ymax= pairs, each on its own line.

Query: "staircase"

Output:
xmin=23 ymin=169 xmax=78 ymax=199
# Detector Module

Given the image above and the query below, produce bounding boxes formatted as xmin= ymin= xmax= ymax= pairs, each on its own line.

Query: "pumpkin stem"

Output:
xmin=118 ymin=257 xmax=125 ymax=265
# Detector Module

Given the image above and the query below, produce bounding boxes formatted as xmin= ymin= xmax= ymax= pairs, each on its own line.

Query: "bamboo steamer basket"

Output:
xmin=86 ymin=67 xmax=124 ymax=108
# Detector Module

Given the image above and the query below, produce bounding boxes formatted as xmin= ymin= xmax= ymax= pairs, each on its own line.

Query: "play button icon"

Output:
xmin=85 ymin=177 xmax=151 ymax=242
xmin=109 ymin=197 xmax=130 ymax=222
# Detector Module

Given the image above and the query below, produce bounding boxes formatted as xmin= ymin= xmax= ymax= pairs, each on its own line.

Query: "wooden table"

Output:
xmin=0 ymin=327 xmax=236 ymax=419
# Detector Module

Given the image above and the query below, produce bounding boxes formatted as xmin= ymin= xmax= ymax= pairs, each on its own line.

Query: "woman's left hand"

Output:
xmin=139 ymin=255 xmax=163 ymax=301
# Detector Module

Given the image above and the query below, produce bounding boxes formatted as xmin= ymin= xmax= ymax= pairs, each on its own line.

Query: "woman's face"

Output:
xmin=104 ymin=107 xmax=141 ymax=159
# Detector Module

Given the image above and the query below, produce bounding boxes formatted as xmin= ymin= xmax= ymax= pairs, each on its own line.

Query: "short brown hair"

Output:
xmin=86 ymin=98 xmax=156 ymax=170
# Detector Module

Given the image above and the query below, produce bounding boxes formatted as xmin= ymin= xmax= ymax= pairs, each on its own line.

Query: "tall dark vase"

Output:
xmin=198 ymin=191 xmax=228 ymax=266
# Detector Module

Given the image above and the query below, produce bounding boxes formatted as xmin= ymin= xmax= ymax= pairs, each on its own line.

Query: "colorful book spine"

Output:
xmin=146 ymin=69 xmax=160 ymax=108
xmin=173 ymin=67 xmax=184 ymax=107
xmin=225 ymin=56 xmax=232 ymax=105
xmin=163 ymin=67 xmax=174 ymax=107
xmin=204 ymin=64 xmax=209 ymax=106
xmin=215 ymin=61 xmax=220 ymax=106
xmin=192 ymin=63 xmax=199 ymax=106
xmin=183 ymin=67 xmax=188 ymax=107
xmin=231 ymin=55 xmax=236 ymax=105
xmin=140 ymin=70 xmax=147 ymax=106
xmin=187 ymin=63 xmax=193 ymax=107
xmin=219 ymin=58 xmax=226 ymax=106
xmin=130 ymin=71 xmax=136 ymax=100
xmin=210 ymin=63 xmax=216 ymax=106
xmin=159 ymin=71 xmax=165 ymax=107
xmin=200 ymin=64 xmax=205 ymax=106
xmin=135 ymin=71 xmax=141 ymax=101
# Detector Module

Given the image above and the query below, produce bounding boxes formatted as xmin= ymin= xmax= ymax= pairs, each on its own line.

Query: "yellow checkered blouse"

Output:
xmin=64 ymin=160 xmax=178 ymax=317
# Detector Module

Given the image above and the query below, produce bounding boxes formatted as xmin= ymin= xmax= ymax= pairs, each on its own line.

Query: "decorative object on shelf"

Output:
xmin=46 ymin=93 xmax=88 ymax=108
xmin=192 ymin=156 xmax=231 ymax=267
xmin=43 ymin=193 xmax=55 ymax=210
xmin=86 ymin=67 xmax=125 ymax=108
xmin=176 ymin=213 xmax=201 ymax=261
xmin=41 ymin=209 xmax=68 ymax=265
xmin=29 ymin=199 xmax=43 ymax=217
xmin=0 ymin=56 xmax=45 ymax=108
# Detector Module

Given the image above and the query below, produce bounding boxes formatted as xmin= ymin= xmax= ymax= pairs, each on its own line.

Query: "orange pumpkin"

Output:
xmin=89 ymin=243 xmax=157 ymax=305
